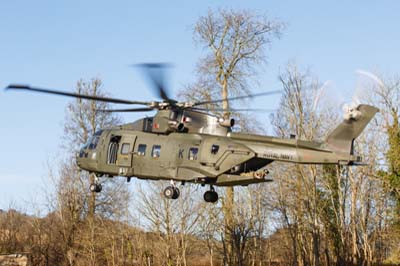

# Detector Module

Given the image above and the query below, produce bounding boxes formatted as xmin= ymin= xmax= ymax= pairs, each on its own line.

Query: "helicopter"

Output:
xmin=6 ymin=64 xmax=379 ymax=203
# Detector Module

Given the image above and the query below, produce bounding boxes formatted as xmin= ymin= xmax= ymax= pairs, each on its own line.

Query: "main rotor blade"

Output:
xmin=192 ymin=90 xmax=282 ymax=107
xmin=135 ymin=63 xmax=172 ymax=102
xmin=192 ymin=107 xmax=276 ymax=112
xmin=6 ymin=84 xmax=150 ymax=105
xmin=96 ymin=107 xmax=154 ymax=113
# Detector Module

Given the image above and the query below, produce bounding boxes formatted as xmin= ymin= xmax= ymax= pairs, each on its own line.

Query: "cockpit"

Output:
xmin=77 ymin=130 xmax=104 ymax=171
xmin=79 ymin=130 xmax=103 ymax=156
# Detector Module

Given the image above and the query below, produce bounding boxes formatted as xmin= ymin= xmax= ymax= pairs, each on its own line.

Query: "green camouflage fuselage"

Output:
xmin=77 ymin=104 xmax=377 ymax=186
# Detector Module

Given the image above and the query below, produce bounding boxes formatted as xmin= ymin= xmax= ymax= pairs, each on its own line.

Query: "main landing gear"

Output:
xmin=203 ymin=186 xmax=218 ymax=203
xmin=163 ymin=180 xmax=180 ymax=199
xmin=163 ymin=186 xmax=180 ymax=199
xmin=161 ymin=181 xmax=218 ymax=203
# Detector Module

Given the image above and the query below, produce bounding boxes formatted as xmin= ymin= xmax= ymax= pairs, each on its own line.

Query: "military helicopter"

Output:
xmin=6 ymin=64 xmax=378 ymax=203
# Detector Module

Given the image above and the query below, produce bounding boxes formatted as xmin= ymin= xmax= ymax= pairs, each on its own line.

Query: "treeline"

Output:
xmin=0 ymin=207 xmax=211 ymax=265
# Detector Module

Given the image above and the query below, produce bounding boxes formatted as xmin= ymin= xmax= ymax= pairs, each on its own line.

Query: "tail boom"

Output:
xmin=229 ymin=104 xmax=378 ymax=166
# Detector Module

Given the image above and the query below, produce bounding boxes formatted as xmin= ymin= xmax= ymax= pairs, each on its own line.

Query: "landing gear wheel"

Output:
xmin=95 ymin=184 xmax=102 ymax=193
xmin=164 ymin=186 xmax=180 ymax=200
xmin=90 ymin=183 xmax=102 ymax=193
xmin=204 ymin=191 xmax=218 ymax=203
xmin=172 ymin=187 xmax=180 ymax=199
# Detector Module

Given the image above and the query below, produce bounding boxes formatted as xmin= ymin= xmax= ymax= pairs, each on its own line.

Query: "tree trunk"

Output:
xmin=224 ymin=186 xmax=235 ymax=265
xmin=88 ymin=173 xmax=96 ymax=218
xmin=350 ymin=173 xmax=358 ymax=265
xmin=221 ymin=76 xmax=235 ymax=265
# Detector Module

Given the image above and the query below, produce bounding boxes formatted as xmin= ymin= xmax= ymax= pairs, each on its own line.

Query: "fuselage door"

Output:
xmin=117 ymin=134 xmax=137 ymax=168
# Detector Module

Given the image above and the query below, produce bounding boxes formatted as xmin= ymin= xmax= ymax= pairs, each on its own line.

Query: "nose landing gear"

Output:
xmin=89 ymin=173 xmax=102 ymax=193
xmin=90 ymin=183 xmax=102 ymax=193
xmin=203 ymin=186 xmax=218 ymax=203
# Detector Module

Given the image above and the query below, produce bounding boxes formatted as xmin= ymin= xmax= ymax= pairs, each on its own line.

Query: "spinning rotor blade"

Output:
xmin=96 ymin=107 xmax=154 ymax=113
xmin=5 ymin=84 xmax=151 ymax=105
xmin=135 ymin=63 xmax=173 ymax=102
xmin=192 ymin=90 xmax=282 ymax=107
xmin=192 ymin=107 xmax=276 ymax=112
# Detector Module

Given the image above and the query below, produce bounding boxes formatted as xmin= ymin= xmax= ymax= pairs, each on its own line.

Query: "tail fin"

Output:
xmin=326 ymin=104 xmax=379 ymax=154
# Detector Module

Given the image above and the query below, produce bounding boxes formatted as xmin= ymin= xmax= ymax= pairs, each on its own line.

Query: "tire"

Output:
xmin=210 ymin=191 xmax=218 ymax=203
xmin=172 ymin=187 xmax=180 ymax=199
xmin=204 ymin=191 xmax=212 ymax=202
xmin=95 ymin=184 xmax=102 ymax=193
xmin=204 ymin=191 xmax=218 ymax=203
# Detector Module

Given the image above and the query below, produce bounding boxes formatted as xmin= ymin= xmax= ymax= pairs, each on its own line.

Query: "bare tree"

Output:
xmin=137 ymin=181 xmax=203 ymax=266
xmin=181 ymin=9 xmax=284 ymax=264
xmin=196 ymin=200 xmax=223 ymax=266
xmin=63 ymin=78 xmax=120 ymax=153
xmin=52 ymin=78 xmax=131 ymax=265
xmin=266 ymin=64 xmax=400 ymax=266
xmin=192 ymin=9 xmax=284 ymax=118
xmin=270 ymin=63 xmax=327 ymax=266
xmin=62 ymin=78 xmax=126 ymax=218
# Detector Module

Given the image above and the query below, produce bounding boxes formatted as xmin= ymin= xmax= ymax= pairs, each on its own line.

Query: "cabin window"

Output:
xmin=151 ymin=145 xmax=161 ymax=158
xmin=121 ymin=143 xmax=130 ymax=154
xmin=138 ymin=144 xmax=147 ymax=156
xmin=211 ymin=144 xmax=219 ymax=154
xmin=188 ymin=147 xmax=198 ymax=160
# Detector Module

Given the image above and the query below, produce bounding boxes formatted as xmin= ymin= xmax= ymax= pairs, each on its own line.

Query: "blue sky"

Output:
xmin=1 ymin=0 xmax=399 ymax=209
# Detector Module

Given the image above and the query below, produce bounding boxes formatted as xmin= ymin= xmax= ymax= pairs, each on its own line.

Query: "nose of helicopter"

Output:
xmin=76 ymin=145 xmax=99 ymax=172
xmin=76 ymin=130 xmax=103 ymax=171
xmin=76 ymin=146 xmax=89 ymax=169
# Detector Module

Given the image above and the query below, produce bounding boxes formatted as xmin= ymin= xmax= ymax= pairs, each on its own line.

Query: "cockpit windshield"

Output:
xmin=88 ymin=130 xmax=103 ymax=150
xmin=82 ymin=138 xmax=92 ymax=150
